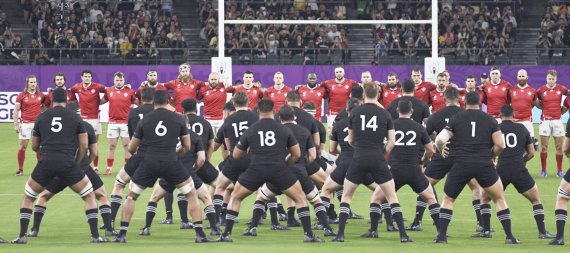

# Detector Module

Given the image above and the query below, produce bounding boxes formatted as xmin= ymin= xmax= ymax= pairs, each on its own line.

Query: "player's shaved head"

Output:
xmin=52 ymin=87 xmax=68 ymax=103
xmin=465 ymin=91 xmax=480 ymax=106
xmin=500 ymin=105 xmax=514 ymax=118
xmin=397 ymin=100 xmax=413 ymax=115
xmin=153 ymin=90 xmax=168 ymax=105
xmin=402 ymin=78 xmax=415 ymax=93
xmin=257 ymin=99 xmax=274 ymax=113
xmin=181 ymin=99 xmax=197 ymax=113
xmin=141 ymin=88 xmax=154 ymax=103
xmin=445 ymin=87 xmax=459 ymax=101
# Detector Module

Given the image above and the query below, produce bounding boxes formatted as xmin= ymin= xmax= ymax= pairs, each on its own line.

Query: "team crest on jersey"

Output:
xmin=110 ymin=92 xmax=114 ymax=97
xmin=123 ymin=93 xmax=128 ymax=97
xmin=190 ymin=85 xmax=195 ymax=89
xmin=317 ymin=92 xmax=322 ymax=96
xmin=37 ymin=97 xmax=42 ymax=101
xmin=528 ymin=92 xmax=532 ymax=96
xmin=302 ymin=92 xmax=307 ymax=96
xmin=277 ymin=91 xmax=281 ymax=94
xmin=422 ymin=87 xmax=426 ymax=91
xmin=513 ymin=91 xmax=516 ymax=96
xmin=270 ymin=93 xmax=275 ymax=97
xmin=433 ymin=96 xmax=437 ymax=100
xmin=488 ymin=88 xmax=492 ymax=92
xmin=206 ymin=90 xmax=210 ymax=95
xmin=544 ymin=92 xmax=547 ymax=96
xmin=557 ymin=91 xmax=561 ymax=95
xmin=91 ymin=89 xmax=96 ymax=94
xmin=502 ymin=88 xmax=506 ymax=91
xmin=344 ymin=85 xmax=349 ymax=89
xmin=253 ymin=90 xmax=257 ymax=94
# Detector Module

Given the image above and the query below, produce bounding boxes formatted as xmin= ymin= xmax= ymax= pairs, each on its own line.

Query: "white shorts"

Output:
xmin=107 ymin=123 xmax=129 ymax=138
xmin=326 ymin=114 xmax=337 ymax=132
xmin=539 ymin=119 xmax=564 ymax=137
xmin=84 ymin=119 xmax=102 ymax=135
xmin=18 ymin=123 xmax=34 ymax=140
xmin=207 ymin=119 xmax=224 ymax=135
xmin=518 ymin=121 xmax=535 ymax=138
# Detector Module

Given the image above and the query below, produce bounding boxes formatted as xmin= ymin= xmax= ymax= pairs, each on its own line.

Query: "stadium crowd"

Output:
xmin=537 ymin=3 xmax=569 ymax=57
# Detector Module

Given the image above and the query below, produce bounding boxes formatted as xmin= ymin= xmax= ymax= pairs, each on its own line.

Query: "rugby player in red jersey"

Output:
xmin=509 ymin=69 xmax=538 ymax=148
xmin=199 ymin=72 xmax=230 ymax=134
xmin=459 ymin=75 xmax=485 ymax=108
xmin=411 ymin=68 xmax=437 ymax=104
xmin=537 ymin=70 xmax=570 ymax=177
xmin=429 ymin=73 xmax=450 ymax=113
xmin=264 ymin=72 xmax=292 ymax=114
xmin=482 ymin=67 xmax=512 ymax=121
xmin=100 ymin=72 xmax=137 ymax=175
xmin=298 ymin=72 xmax=326 ymax=121
xmin=234 ymin=70 xmax=264 ymax=110
xmin=70 ymin=69 xmax=106 ymax=173
xmin=14 ymin=75 xmax=45 ymax=176
xmin=44 ymin=73 xmax=77 ymax=108
xmin=320 ymin=66 xmax=357 ymax=130
xmin=380 ymin=72 xmax=401 ymax=108
xmin=165 ymin=63 xmax=205 ymax=113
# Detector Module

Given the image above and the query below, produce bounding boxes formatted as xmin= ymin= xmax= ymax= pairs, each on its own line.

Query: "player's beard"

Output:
xmin=307 ymin=82 xmax=317 ymax=88
xmin=517 ymin=79 xmax=527 ymax=86
xmin=178 ymin=73 xmax=192 ymax=82
xmin=388 ymin=83 xmax=397 ymax=89
xmin=147 ymin=81 xmax=157 ymax=87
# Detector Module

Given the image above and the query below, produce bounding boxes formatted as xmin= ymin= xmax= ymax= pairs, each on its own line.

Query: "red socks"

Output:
xmin=17 ymin=150 xmax=25 ymax=170
xmin=107 ymin=159 xmax=114 ymax=167
xmin=541 ymin=152 xmax=548 ymax=172
xmin=93 ymin=155 xmax=99 ymax=167
xmin=556 ymin=154 xmax=563 ymax=173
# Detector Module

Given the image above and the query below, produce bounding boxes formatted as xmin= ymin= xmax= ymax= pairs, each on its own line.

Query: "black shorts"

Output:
xmin=346 ymin=153 xmax=392 ymax=185
xmin=306 ymin=161 xmax=321 ymax=176
xmin=238 ymin=165 xmax=298 ymax=192
xmin=132 ymin=159 xmax=190 ymax=188
xmin=196 ymin=161 xmax=219 ymax=184
xmin=218 ymin=158 xmax=228 ymax=171
xmin=317 ymin=156 xmax=329 ymax=171
xmin=222 ymin=157 xmax=250 ymax=183
xmin=32 ymin=160 xmax=85 ymax=188
xmin=390 ymin=164 xmax=430 ymax=194
xmin=45 ymin=165 xmax=104 ymax=194
xmin=124 ymin=151 xmax=145 ymax=178
xmin=268 ymin=165 xmax=315 ymax=195
xmin=159 ymin=173 xmax=204 ymax=193
xmin=444 ymin=159 xmax=499 ymax=199
xmin=565 ymin=168 xmax=570 ymax=183
xmin=424 ymin=154 xmax=454 ymax=180
xmin=330 ymin=158 xmax=351 ymax=185
xmin=497 ymin=162 xmax=535 ymax=193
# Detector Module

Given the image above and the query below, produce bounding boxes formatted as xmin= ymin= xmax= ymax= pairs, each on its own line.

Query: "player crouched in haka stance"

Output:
xmin=332 ymin=82 xmax=411 ymax=243
xmin=113 ymin=90 xmax=214 ymax=243
xmin=218 ymin=99 xmax=324 ymax=243
xmin=28 ymin=102 xmax=117 ymax=238
xmin=434 ymin=92 xmax=520 ymax=244
xmin=12 ymin=88 xmax=107 ymax=244
xmin=549 ymin=114 xmax=570 ymax=245
xmin=474 ymin=105 xmax=555 ymax=239
xmin=242 ymin=105 xmax=336 ymax=237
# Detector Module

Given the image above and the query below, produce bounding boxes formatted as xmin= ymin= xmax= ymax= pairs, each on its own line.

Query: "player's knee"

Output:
xmin=129 ymin=182 xmax=144 ymax=195
xmin=24 ymin=184 xmax=39 ymax=199
xmin=178 ymin=182 xmax=194 ymax=195
xmin=558 ymin=187 xmax=570 ymax=200
xmin=259 ymin=185 xmax=273 ymax=201
xmin=115 ymin=174 xmax=128 ymax=187
xmin=78 ymin=181 xmax=94 ymax=198
xmin=306 ymin=188 xmax=320 ymax=204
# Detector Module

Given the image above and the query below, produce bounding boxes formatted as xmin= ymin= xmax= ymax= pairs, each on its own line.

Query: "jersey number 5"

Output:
xmin=51 ymin=117 xmax=62 ymax=132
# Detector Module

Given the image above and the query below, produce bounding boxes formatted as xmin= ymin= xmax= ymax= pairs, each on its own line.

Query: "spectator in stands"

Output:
xmin=403 ymin=37 xmax=417 ymax=57
xmin=456 ymin=39 xmax=468 ymax=57
xmin=440 ymin=37 xmax=456 ymax=56
xmin=468 ymin=35 xmax=482 ymax=64
xmin=0 ymin=11 xmax=10 ymax=35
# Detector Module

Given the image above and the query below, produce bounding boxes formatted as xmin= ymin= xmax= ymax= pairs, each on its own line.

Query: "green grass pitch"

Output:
xmin=0 ymin=123 xmax=567 ymax=252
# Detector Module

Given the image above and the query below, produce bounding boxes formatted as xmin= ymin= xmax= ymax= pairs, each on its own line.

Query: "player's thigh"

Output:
xmin=18 ymin=123 xmax=34 ymax=140
xmin=107 ymin=123 xmax=120 ymax=139
xmin=552 ymin=120 xmax=565 ymax=138
xmin=197 ymin=161 xmax=219 ymax=185
xmin=118 ymin=124 xmax=130 ymax=138
xmin=539 ymin=120 xmax=553 ymax=137
xmin=161 ymin=160 xmax=192 ymax=188
xmin=520 ymin=121 xmax=535 ymax=138
xmin=131 ymin=159 xmax=161 ymax=188
xmin=443 ymin=164 xmax=473 ymax=200
xmin=237 ymin=167 xmax=269 ymax=192
xmin=86 ymin=119 xmax=102 ymax=135
xmin=83 ymin=165 xmax=104 ymax=191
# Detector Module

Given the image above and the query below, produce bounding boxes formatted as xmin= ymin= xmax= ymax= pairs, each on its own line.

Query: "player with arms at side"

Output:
xmin=320 ymin=67 xmax=358 ymax=131
xmin=459 ymin=75 xmax=486 ymax=108
xmin=509 ymin=69 xmax=539 ymax=152
xmin=99 ymin=72 xmax=138 ymax=175
xmin=14 ymin=75 xmax=45 ymax=176
xmin=199 ymin=72 xmax=230 ymax=134
xmin=537 ymin=69 xmax=570 ymax=177
xmin=70 ymin=69 xmax=106 ymax=173
xmin=380 ymin=72 xmax=401 ymax=109
xmin=481 ymin=66 xmax=512 ymax=121
xmin=12 ymin=88 xmax=106 ymax=244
